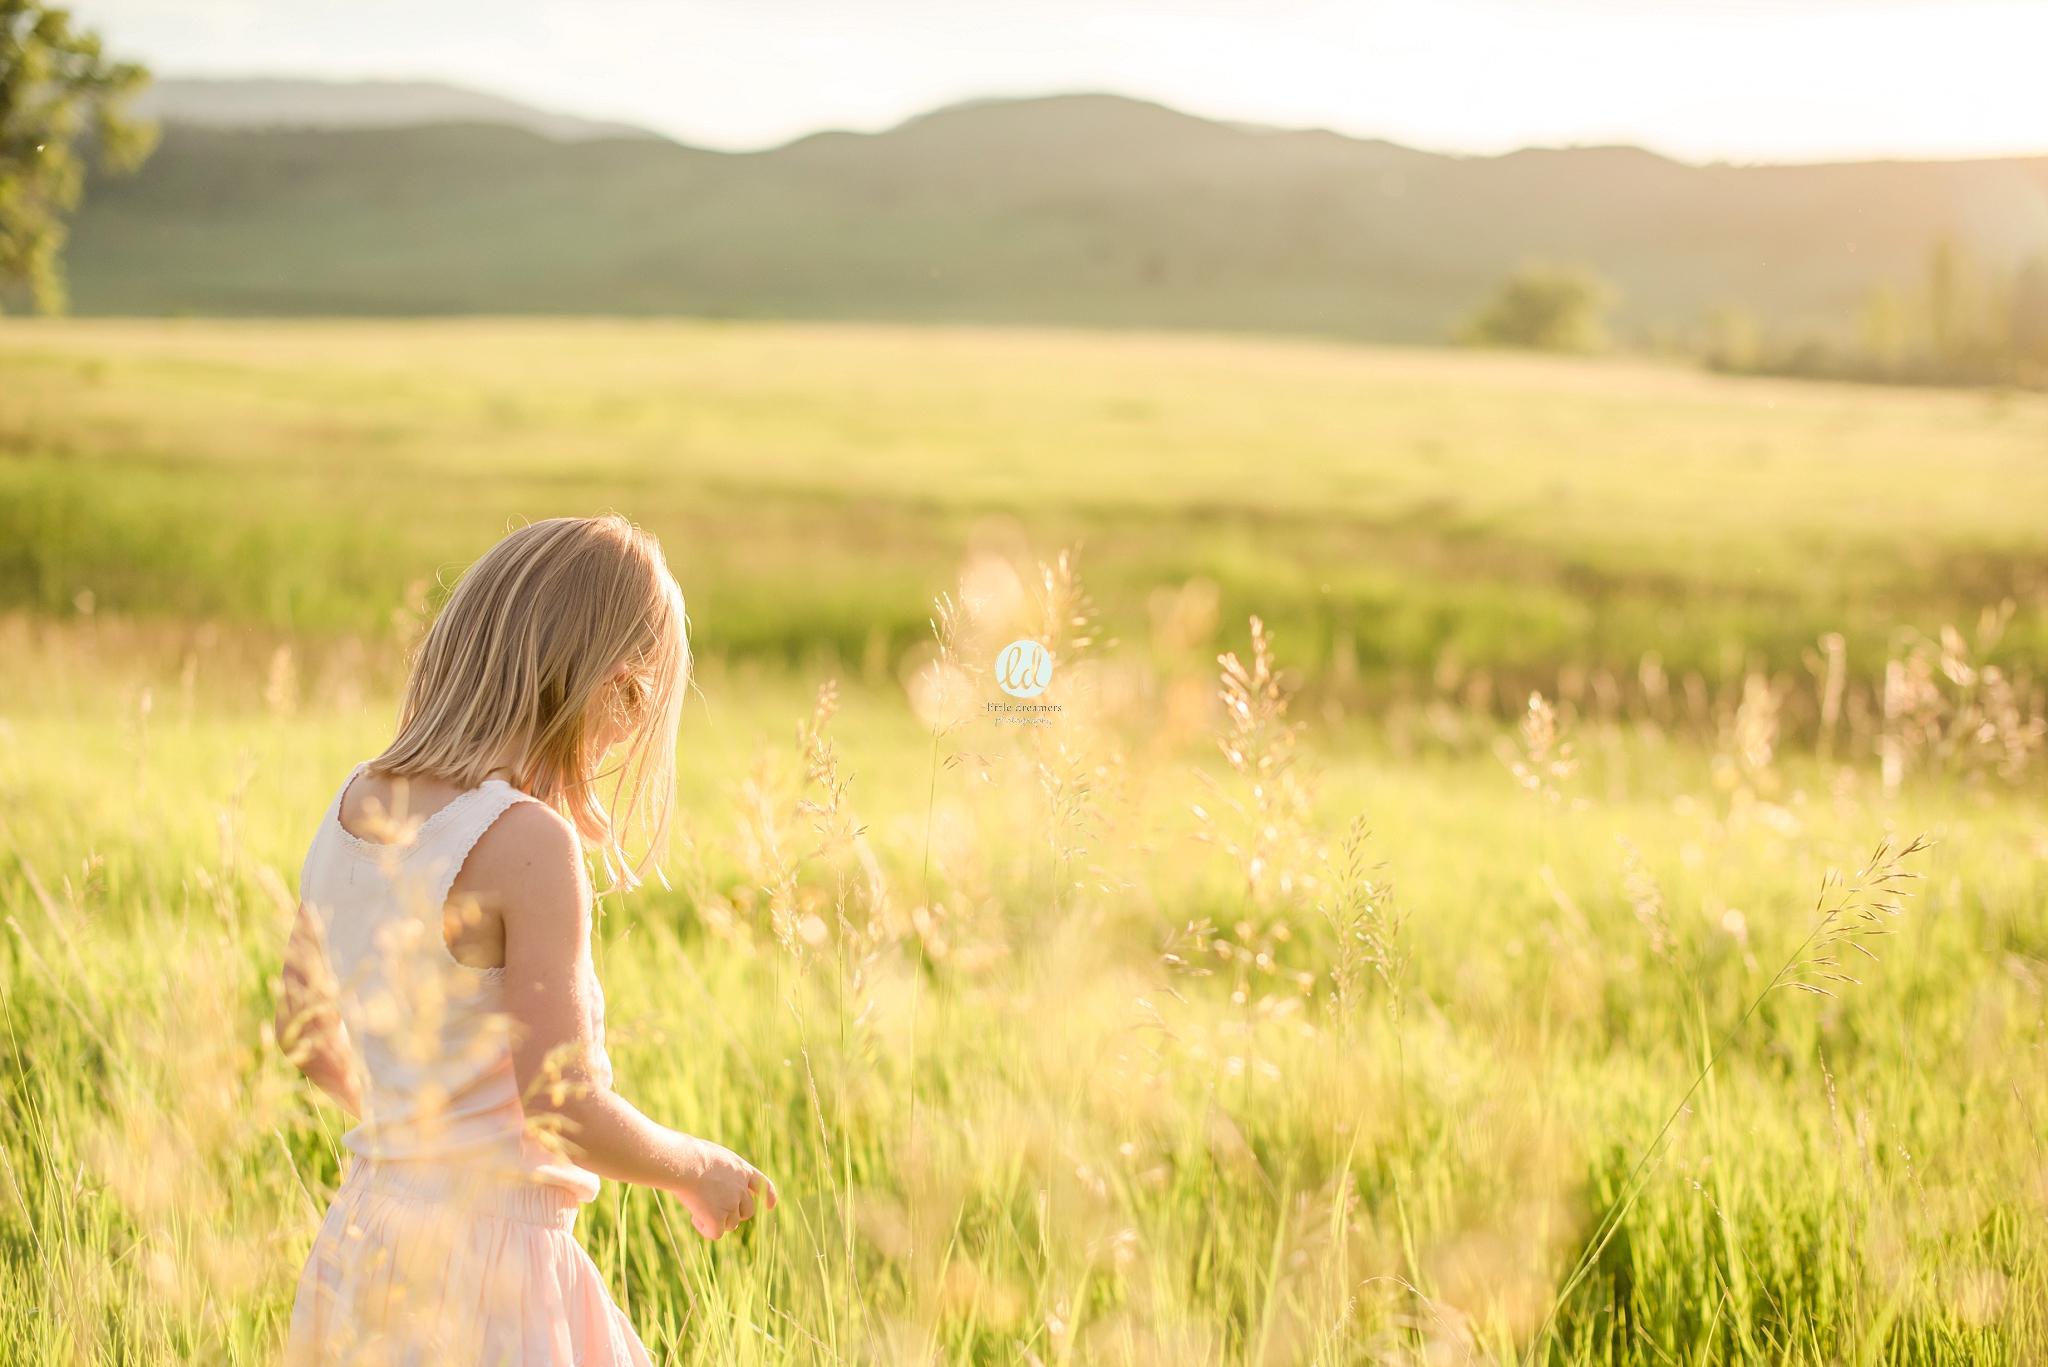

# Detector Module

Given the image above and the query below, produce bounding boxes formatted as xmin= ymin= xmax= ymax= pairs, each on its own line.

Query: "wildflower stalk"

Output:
xmin=909 ymin=586 xmax=972 ymax=1267
xmin=1527 ymin=832 xmax=1933 ymax=1362
xmin=733 ymin=679 xmax=878 ymax=1357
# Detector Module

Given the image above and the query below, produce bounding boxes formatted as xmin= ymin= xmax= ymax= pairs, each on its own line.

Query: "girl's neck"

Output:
xmin=482 ymin=739 xmax=529 ymax=791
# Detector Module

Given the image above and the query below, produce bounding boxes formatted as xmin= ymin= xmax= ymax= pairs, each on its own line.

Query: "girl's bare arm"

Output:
xmin=478 ymin=802 xmax=777 ymax=1239
xmin=275 ymin=902 xmax=364 ymax=1118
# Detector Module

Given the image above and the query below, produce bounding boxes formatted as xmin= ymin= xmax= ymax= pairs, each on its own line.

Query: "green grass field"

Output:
xmin=2 ymin=321 xmax=2046 ymax=1364
xmin=5 ymin=319 xmax=2047 ymax=693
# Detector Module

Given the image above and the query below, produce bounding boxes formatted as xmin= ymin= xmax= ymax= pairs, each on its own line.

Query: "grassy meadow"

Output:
xmin=2 ymin=319 xmax=2047 ymax=1364
xmin=6 ymin=318 xmax=2048 ymax=690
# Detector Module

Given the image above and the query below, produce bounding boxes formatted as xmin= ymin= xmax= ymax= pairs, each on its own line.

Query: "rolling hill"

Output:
xmin=65 ymin=83 xmax=2048 ymax=341
xmin=130 ymin=78 xmax=661 ymax=142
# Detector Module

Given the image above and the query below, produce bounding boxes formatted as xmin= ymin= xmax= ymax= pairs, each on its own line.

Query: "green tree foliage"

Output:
xmin=1457 ymin=262 xmax=1616 ymax=353
xmin=0 ymin=2 xmax=153 ymax=314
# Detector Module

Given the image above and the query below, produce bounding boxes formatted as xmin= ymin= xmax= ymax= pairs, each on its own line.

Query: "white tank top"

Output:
xmin=297 ymin=763 xmax=605 ymax=1202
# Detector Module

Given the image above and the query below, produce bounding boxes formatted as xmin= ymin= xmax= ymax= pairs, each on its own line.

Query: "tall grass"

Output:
xmin=2 ymin=550 xmax=2043 ymax=1363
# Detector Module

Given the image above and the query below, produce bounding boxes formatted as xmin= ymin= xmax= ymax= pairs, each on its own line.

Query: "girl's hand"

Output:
xmin=676 ymin=1138 xmax=777 ymax=1239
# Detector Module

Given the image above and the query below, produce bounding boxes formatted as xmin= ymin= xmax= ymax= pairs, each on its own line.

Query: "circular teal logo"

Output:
xmin=995 ymin=639 xmax=1054 ymax=698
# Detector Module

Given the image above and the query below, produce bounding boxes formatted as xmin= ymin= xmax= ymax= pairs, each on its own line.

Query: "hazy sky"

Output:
xmin=71 ymin=0 xmax=2048 ymax=163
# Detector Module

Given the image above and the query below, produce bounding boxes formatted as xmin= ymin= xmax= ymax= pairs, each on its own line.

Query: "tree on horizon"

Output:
xmin=1457 ymin=262 xmax=1616 ymax=354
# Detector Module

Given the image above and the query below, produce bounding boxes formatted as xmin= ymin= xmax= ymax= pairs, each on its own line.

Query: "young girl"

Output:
xmin=274 ymin=515 xmax=774 ymax=1364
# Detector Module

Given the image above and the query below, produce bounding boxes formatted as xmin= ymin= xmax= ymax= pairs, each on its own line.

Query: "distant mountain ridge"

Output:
xmin=67 ymin=83 xmax=2048 ymax=340
xmin=133 ymin=78 xmax=661 ymax=142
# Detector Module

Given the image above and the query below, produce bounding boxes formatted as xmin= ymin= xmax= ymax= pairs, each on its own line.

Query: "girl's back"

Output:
xmin=275 ymin=516 xmax=771 ymax=1367
xmin=300 ymin=763 xmax=604 ymax=1198
xmin=288 ymin=765 xmax=641 ymax=1365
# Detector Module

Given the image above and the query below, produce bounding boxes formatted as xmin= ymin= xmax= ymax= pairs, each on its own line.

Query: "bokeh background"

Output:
xmin=3 ymin=3 xmax=2048 ymax=1364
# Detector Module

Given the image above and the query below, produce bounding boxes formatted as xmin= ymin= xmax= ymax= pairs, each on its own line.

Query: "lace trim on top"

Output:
xmin=325 ymin=766 xmax=535 ymax=981
xmin=326 ymin=765 xmax=513 ymax=859
xmin=426 ymin=785 xmax=537 ymax=982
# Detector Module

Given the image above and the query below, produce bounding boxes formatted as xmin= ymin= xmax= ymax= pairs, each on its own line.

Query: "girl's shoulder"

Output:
xmin=449 ymin=796 xmax=590 ymax=919
xmin=469 ymin=794 xmax=579 ymax=851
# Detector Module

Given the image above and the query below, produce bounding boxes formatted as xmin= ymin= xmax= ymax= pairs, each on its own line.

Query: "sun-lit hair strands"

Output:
xmin=368 ymin=515 xmax=689 ymax=890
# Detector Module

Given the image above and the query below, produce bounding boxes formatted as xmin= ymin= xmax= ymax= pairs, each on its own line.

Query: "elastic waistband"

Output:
xmin=341 ymin=1158 xmax=583 ymax=1231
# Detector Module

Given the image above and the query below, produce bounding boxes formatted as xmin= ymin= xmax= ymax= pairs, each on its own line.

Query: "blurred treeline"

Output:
xmin=1459 ymin=246 xmax=2048 ymax=393
xmin=1707 ymin=241 xmax=2048 ymax=389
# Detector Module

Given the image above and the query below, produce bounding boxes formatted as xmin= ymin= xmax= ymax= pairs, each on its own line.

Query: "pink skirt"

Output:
xmin=285 ymin=1158 xmax=653 ymax=1367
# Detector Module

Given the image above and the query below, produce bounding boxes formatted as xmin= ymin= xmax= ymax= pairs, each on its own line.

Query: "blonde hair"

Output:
xmin=371 ymin=516 xmax=688 ymax=888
